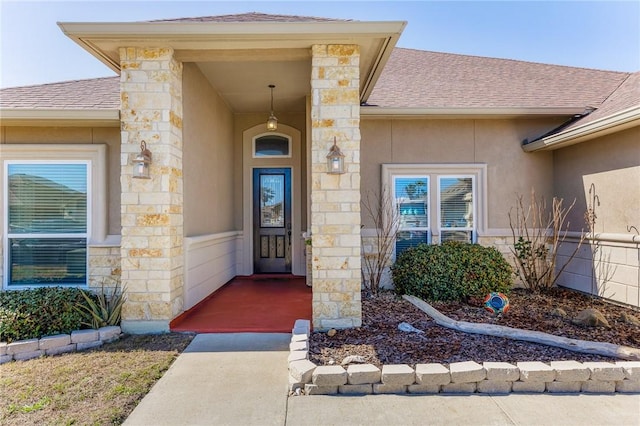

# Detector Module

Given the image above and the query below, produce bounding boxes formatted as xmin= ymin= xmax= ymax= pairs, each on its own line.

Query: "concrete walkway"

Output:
xmin=125 ymin=333 xmax=640 ymax=426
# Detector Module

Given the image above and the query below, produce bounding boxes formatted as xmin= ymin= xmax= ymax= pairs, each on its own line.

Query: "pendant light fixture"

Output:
xmin=266 ymin=84 xmax=278 ymax=131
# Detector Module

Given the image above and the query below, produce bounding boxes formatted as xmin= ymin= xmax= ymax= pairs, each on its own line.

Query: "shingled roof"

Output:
xmin=0 ymin=49 xmax=634 ymax=120
xmin=149 ymin=12 xmax=348 ymax=23
xmin=564 ymin=71 xmax=640 ymax=129
xmin=0 ymin=77 xmax=119 ymax=110
xmin=367 ymin=48 xmax=629 ymax=109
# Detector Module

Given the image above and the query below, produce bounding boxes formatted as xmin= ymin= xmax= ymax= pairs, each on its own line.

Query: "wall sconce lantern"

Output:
xmin=266 ymin=84 xmax=278 ymax=131
xmin=326 ymin=137 xmax=345 ymax=174
xmin=132 ymin=140 xmax=152 ymax=179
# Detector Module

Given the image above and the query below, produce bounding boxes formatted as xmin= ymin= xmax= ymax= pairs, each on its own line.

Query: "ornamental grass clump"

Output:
xmin=391 ymin=241 xmax=513 ymax=302
xmin=75 ymin=280 xmax=126 ymax=329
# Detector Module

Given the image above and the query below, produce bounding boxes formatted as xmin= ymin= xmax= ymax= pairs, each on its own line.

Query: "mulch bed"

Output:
xmin=308 ymin=288 xmax=640 ymax=368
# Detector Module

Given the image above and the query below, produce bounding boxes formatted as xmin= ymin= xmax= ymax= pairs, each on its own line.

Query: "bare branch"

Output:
xmin=361 ymin=186 xmax=401 ymax=295
xmin=509 ymin=188 xmax=583 ymax=292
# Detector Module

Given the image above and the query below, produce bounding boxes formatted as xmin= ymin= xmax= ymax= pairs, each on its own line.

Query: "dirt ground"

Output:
xmin=308 ymin=288 xmax=640 ymax=367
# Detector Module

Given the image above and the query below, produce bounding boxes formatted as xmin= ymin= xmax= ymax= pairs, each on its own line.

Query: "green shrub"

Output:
xmin=0 ymin=287 xmax=93 ymax=342
xmin=391 ymin=241 xmax=513 ymax=302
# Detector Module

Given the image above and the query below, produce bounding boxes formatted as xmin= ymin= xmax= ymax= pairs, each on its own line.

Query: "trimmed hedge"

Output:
xmin=391 ymin=241 xmax=513 ymax=302
xmin=0 ymin=287 xmax=92 ymax=342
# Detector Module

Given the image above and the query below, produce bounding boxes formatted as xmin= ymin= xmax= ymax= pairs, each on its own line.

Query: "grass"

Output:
xmin=0 ymin=333 xmax=194 ymax=425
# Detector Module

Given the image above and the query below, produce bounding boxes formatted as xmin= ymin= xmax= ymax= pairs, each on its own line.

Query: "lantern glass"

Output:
xmin=132 ymin=141 xmax=152 ymax=179
xmin=133 ymin=157 xmax=150 ymax=179
xmin=326 ymin=138 xmax=345 ymax=174
xmin=266 ymin=113 xmax=278 ymax=131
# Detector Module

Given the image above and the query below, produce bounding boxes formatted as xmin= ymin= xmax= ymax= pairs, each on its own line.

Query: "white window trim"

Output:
xmin=252 ymin=132 xmax=292 ymax=159
xmin=1 ymin=144 xmax=107 ymax=289
xmin=382 ymin=163 xmax=487 ymax=248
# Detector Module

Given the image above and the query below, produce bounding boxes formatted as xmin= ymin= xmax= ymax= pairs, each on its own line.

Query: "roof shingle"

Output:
xmin=1 ymin=49 xmax=634 ymax=118
xmin=148 ymin=12 xmax=349 ymax=23
xmin=0 ymin=77 xmax=119 ymax=110
xmin=564 ymin=71 xmax=640 ymax=130
xmin=367 ymin=48 xmax=629 ymax=109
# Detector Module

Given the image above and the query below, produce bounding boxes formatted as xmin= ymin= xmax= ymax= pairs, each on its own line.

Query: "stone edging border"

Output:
xmin=287 ymin=320 xmax=640 ymax=395
xmin=0 ymin=326 xmax=122 ymax=364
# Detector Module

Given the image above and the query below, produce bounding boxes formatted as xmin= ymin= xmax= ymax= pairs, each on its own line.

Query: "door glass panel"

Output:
xmin=260 ymin=174 xmax=285 ymax=227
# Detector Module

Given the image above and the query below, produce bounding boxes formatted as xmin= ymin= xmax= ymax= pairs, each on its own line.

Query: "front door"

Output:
xmin=253 ymin=168 xmax=292 ymax=273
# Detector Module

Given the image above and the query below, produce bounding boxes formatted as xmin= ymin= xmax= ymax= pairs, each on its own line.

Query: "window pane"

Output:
xmin=441 ymin=231 xmax=473 ymax=243
xmin=395 ymin=231 xmax=428 ymax=256
xmin=8 ymin=237 xmax=87 ymax=286
xmin=255 ymin=135 xmax=289 ymax=157
xmin=8 ymin=164 xmax=87 ymax=233
xmin=440 ymin=177 xmax=473 ymax=229
xmin=395 ymin=177 xmax=428 ymax=229
xmin=260 ymin=174 xmax=285 ymax=227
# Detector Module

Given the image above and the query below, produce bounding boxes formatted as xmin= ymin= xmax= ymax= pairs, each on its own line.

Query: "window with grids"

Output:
xmin=386 ymin=164 xmax=483 ymax=256
xmin=4 ymin=162 xmax=89 ymax=287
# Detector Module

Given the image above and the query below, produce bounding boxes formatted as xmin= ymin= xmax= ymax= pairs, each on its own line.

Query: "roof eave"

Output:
xmin=58 ymin=20 xmax=407 ymax=102
xmin=522 ymin=105 xmax=640 ymax=152
xmin=0 ymin=108 xmax=121 ymax=127
xmin=361 ymin=106 xmax=585 ymax=118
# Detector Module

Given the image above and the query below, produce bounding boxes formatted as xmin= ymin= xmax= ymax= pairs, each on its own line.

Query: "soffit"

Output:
xmin=58 ymin=20 xmax=406 ymax=111
xmin=195 ymin=56 xmax=311 ymax=112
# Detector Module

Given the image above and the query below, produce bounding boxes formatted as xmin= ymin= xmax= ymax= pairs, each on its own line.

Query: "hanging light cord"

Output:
xmin=269 ymin=84 xmax=275 ymax=115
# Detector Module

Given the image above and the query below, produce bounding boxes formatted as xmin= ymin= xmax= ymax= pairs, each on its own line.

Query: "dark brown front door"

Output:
xmin=253 ymin=168 xmax=292 ymax=273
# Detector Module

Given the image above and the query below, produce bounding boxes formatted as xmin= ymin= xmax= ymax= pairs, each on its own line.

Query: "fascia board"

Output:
xmin=0 ymin=108 xmax=120 ymax=127
xmin=522 ymin=105 xmax=640 ymax=152
xmin=58 ymin=21 xmax=407 ymax=38
xmin=57 ymin=20 xmax=407 ymax=60
xmin=361 ymin=107 xmax=585 ymax=118
xmin=59 ymin=20 xmax=406 ymax=103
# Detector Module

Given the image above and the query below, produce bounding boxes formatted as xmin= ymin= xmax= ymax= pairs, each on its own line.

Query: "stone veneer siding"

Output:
xmin=88 ymin=245 xmax=121 ymax=290
xmin=310 ymin=45 xmax=362 ymax=330
xmin=119 ymin=47 xmax=184 ymax=333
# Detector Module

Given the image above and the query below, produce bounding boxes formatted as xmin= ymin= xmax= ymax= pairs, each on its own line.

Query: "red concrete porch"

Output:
xmin=170 ymin=275 xmax=312 ymax=333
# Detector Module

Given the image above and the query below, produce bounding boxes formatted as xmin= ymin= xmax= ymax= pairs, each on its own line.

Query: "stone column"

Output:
xmin=119 ymin=47 xmax=184 ymax=333
xmin=310 ymin=45 xmax=362 ymax=330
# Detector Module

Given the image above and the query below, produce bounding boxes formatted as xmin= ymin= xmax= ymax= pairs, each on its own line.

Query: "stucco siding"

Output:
xmin=233 ymin=113 xmax=307 ymax=232
xmin=360 ymin=118 xmax=559 ymax=230
xmin=553 ymin=126 xmax=640 ymax=307
xmin=553 ymin=127 xmax=640 ymax=234
xmin=0 ymin=126 xmax=121 ymax=235
xmin=182 ymin=63 xmax=235 ymax=237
